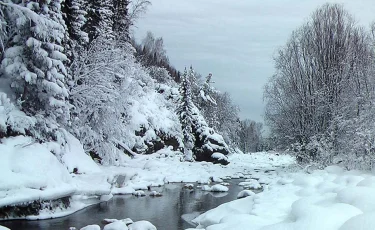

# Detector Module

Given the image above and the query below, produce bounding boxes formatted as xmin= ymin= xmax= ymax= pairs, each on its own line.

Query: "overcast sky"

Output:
xmin=134 ymin=0 xmax=375 ymax=123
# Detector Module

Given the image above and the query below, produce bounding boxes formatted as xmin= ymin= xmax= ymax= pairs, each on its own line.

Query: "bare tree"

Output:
xmin=264 ymin=3 xmax=374 ymax=164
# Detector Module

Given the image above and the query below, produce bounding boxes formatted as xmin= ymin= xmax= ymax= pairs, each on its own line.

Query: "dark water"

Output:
xmin=1 ymin=179 xmax=250 ymax=230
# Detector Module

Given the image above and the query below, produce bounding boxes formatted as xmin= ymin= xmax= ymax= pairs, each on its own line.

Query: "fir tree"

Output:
xmin=84 ymin=0 xmax=114 ymax=42
xmin=177 ymin=67 xmax=196 ymax=162
xmin=113 ymin=0 xmax=130 ymax=38
xmin=62 ymin=0 xmax=89 ymax=57
xmin=0 ymin=1 xmax=71 ymax=130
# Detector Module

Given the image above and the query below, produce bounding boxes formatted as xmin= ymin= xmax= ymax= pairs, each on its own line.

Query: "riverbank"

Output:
xmin=188 ymin=165 xmax=375 ymax=230
xmin=0 ymin=142 xmax=294 ymax=222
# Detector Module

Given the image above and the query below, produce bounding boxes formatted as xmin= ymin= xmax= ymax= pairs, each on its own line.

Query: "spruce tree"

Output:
xmin=62 ymin=0 xmax=89 ymax=58
xmin=0 ymin=1 xmax=71 ymax=131
xmin=113 ymin=0 xmax=130 ymax=38
xmin=84 ymin=0 xmax=114 ymax=42
xmin=177 ymin=67 xmax=196 ymax=162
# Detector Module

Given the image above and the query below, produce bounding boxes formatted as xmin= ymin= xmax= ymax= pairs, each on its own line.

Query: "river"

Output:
xmin=1 ymin=179 xmax=256 ymax=230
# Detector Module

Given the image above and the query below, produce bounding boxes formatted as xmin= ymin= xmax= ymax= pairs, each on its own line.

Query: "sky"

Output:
xmin=134 ymin=0 xmax=375 ymax=124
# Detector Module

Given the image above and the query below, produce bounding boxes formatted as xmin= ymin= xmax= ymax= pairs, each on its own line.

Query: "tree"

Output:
xmin=113 ymin=0 xmax=130 ymax=37
xmin=84 ymin=0 xmax=114 ymax=42
xmin=0 ymin=1 xmax=71 ymax=136
xmin=238 ymin=119 xmax=263 ymax=153
xmin=177 ymin=67 xmax=195 ymax=161
xmin=264 ymin=3 xmax=374 ymax=164
xmin=62 ymin=0 xmax=89 ymax=59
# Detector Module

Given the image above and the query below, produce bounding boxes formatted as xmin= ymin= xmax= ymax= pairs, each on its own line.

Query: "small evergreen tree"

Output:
xmin=177 ymin=67 xmax=195 ymax=161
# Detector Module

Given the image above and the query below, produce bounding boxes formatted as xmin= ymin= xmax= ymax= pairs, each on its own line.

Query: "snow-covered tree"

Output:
xmin=0 ymin=1 xmax=71 ymax=138
xmin=177 ymin=67 xmax=196 ymax=161
xmin=84 ymin=0 xmax=114 ymax=42
xmin=62 ymin=0 xmax=89 ymax=60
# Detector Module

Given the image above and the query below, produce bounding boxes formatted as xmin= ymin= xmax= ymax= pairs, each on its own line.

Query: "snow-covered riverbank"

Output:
xmin=0 ymin=135 xmax=293 ymax=222
xmin=189 ymin=165 xmax=375 ymax=230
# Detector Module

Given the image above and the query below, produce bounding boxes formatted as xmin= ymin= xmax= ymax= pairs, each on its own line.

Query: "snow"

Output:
xmin=128 ymin=221 xmax=157 ymax=230
xmin=211 ymin=152 xmax=227 ymax=161
xmin=202 ymin=184 xmax=229 ymax=192
xmin=238 ymin=179 xmax=262 ymax=189
xmin=0 ymin=136 xmax=75 ymax=207
xmin=80 ymin=225 xmax=101 ymax=230
xmin=61 ymin=130 xmax=102 ymax=174
xmin=103 ymin=221 xmax=128 ymax=230
xmin=237 ymin=190 xmax=255 ymax=199
xmin=0 ymin=226 xmax=10 ymax=230
xmin=191 ymin=163 xmax=375 ymax=230
xmin=0 ymin=139 xmax=294 ymax=221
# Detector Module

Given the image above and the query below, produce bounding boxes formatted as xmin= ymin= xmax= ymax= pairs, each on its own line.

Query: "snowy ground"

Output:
xmin=4 ymin=138 xmax=375 ymax=230
xmin=189 ymin=165 xmax=375 ymax=230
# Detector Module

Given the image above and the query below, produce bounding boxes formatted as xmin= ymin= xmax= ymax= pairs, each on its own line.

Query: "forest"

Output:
xmin=0 ymin=0 xmax=263 ymax=167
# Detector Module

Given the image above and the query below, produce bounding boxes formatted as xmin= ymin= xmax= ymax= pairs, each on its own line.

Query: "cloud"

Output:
xmin=134 ymin=0 xmax=375 ymax=123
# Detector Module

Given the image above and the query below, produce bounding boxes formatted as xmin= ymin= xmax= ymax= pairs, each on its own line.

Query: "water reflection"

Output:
xmin=1 ymin=179 xmax=247 ymax=230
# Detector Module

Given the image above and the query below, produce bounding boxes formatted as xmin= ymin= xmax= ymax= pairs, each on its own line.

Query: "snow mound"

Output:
xmin=202 ymin=184 xmax=229 ymax=192
xmin=339 ymin=212 xmax=375 ymax=230
xmin=128 ymin=221 xmax=157 ymax=230
xmin=239 ymin=179 xmax=262 ymax=189
xmin=237 ymin=190 xmax=255 ymax=199
xmin=80 ymin=225 xmax=100 ymax=230
xmin=211 ymin=152 xmax=227 ymax=161
xmin=103 ymin=221 xmax=128 ymax=230
xmin=0 ymin=136 xmax=75 ymax=207
xmin=0 ymin=226 xmax=10 ymax=230
xmin=149 ymin=191 xmax=162 ymax=197
xmin=61 ymin=131 xmax=101 ymax=174
xmin=133 ymin=190 xmax=146 ymax=197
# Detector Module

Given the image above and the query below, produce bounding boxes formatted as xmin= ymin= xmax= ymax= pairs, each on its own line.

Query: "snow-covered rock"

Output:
xmin=103 ymin=221 xmax=128 ymax=230
xmin=237 ymin=190 xmax=255 ymax=199
xmin=133 ymin=191 xmax=146 ymax=197
xmin=80 ymin=225 xmax=100 ymax=230
xmin=184 ymin=184 xmax=194 ymax=189
xmin=239 ymin=179 xmax=262 ymax=189
xmin=128 ymin=221 xmax=157 ymax=230
xmin=202 ymin=184 xmax=229 ymax=192
xmin=149 ymin=191 xmax=162 ymax=197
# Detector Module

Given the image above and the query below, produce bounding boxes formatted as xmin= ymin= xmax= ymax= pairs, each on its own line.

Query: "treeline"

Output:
xmin=265 ymin=3 xmax=375 ymax=169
